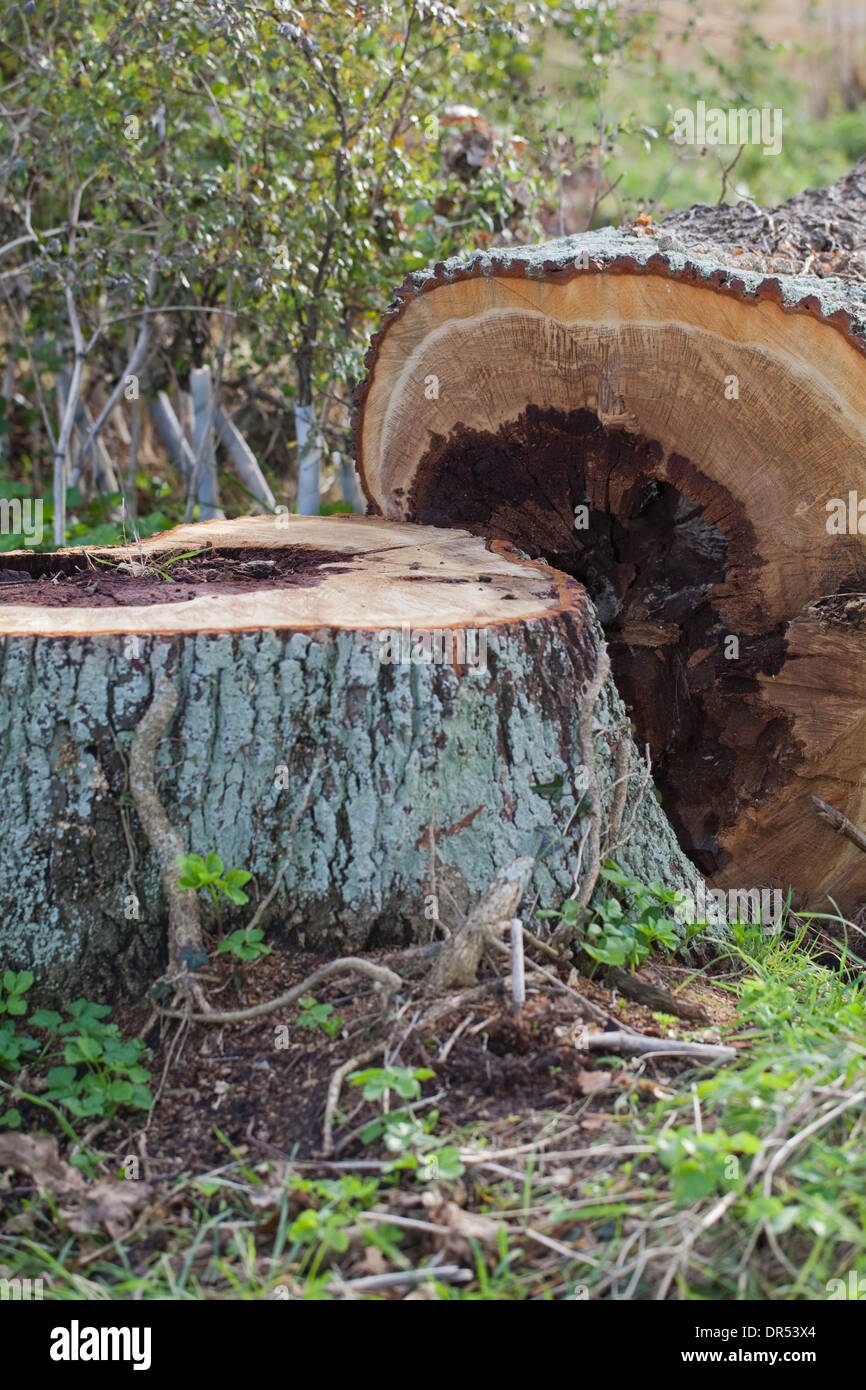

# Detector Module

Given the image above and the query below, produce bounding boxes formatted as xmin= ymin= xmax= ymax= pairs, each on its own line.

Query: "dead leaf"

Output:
xmin=356 ymin=1246 xmax=387 ymax=1278
xmin=430 ymin=1200 xmax=500 ymax=1246
xmin=0 ymin=1132 xmax=84 ymax=1196
xmin=61 ymin=1178 xmax=153 ymax=1240
xmin=578 ymin=1068 xmax=611 ymax=1096
xmin=0 ymin=1133 xmax=152 ymax=1239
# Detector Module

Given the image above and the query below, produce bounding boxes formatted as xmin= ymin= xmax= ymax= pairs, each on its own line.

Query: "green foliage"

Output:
xmin=296 ymin=997 xmax=343 ymax=1040
xmin=217 ymin=927 xmax=270 ymax=963
xmin=176 ymin=852 xmax=252 ymax=907
xmin=349 ymin=1065 xmax=434 ymax=1103
xmin=348 ymin=1065 xmax=464 ymax=1181
xmin=656 ymin=1125 xmax=762 ymax=1204
xmin=286 ymin=1173 xmax=389 ymax=1280
xmin=0 ymin=976 xmax=152 ymax=1131
xmin=537 ymin=860 xmax=694 ymax=970
xmin=0 ymin=969 xmax=33 ymax=1017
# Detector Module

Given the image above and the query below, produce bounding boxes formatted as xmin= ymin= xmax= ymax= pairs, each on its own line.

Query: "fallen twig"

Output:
xmin=326 ymin=1264 xmax=472 ymax=1294
xmin=578 ymin=1030 xmax=736 ymax=1061
xmin=323 ymin=1043 xmax=384 ymax=1156
xmin=812 ymin=794 xmax=866 ymax=855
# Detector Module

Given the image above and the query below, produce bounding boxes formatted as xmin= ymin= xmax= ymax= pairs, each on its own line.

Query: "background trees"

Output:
xmin=0 ymin=0 xmax=863 ymax=549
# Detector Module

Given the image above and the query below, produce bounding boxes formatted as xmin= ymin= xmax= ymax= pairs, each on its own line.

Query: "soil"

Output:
xmin=0 ymin=545 xmax=350 ymax=608
xmin=51 ymin=946 xmax=734 ymax=1181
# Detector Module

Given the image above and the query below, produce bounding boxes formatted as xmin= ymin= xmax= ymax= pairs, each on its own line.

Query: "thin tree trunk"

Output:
xmin=189 ymin=365 xmax=222 ymax=521
xmin=295 ymin=401 xmax=320 ymax=515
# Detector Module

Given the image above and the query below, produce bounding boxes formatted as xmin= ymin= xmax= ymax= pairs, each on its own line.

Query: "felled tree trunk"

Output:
xmin=0 ymin=515 xmax=703 ymax=999
xmin=354 ymin=160 xmax=866 ymax=914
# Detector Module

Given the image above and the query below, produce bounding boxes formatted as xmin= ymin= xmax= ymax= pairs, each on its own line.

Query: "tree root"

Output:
xmin=322 ymin=1043 xmax=384 ymax=1156
xmin=601 ymin=963 xmax=709 ymax=1024
xmin=129 ymin=673 xmax=210 ymax=1012
xmin=154 ymin=957 xmax=403 ymax=1025
xmin=428 ymin=857 xmax=535 ymax=990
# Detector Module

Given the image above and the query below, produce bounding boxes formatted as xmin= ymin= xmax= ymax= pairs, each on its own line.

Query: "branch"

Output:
xmin=580 ymin=1031 xmax=736 ymax=1061
xmin=811 ymin=795 xmax=866 ymax=855
xmin=78 ymin=259 xmax=159 ymax=460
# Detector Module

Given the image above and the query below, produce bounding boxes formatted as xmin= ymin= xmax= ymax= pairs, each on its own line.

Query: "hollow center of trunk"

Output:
xmin=409 ymin=404 xmax=791 ymax=872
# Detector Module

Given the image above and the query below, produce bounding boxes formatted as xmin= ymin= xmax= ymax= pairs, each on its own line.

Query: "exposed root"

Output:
xmin=573 ymin=650 xmax=611 ymax=913
xmin=601 ymin=965 xmax=709 ymax=1024
xmin=322 ymin=1043 xmax=384 ymax=1156
xmin=428 ymin=857 xmax=535 ymax=990
xmin=155 ymin=956 xmax=403 ymax=1025
xmin=129 ymin=673 xmax=210 ymax=1012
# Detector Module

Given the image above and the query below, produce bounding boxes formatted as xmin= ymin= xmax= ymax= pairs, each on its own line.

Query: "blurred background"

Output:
xmin=0 ymin=0 xmax=863 ymax=550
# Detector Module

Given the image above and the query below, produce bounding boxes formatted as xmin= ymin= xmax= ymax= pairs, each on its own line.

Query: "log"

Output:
xmin=353 ymin=160 xmax=866 ymax=913
xmin=0 ymin=515 xmax=704 ymax=999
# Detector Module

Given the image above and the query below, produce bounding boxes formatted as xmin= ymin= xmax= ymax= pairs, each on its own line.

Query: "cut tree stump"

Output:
xmin=354 ymin=160 xmax=866 ymax=913
xmin=0 ymin=514 xmax=704 ymax=999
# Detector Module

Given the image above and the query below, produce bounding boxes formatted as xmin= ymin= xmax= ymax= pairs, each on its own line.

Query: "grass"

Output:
xmin=2 ymin=915 xmax=864 ymax=1301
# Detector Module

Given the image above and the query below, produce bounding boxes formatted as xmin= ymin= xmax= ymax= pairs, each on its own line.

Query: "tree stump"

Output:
xmin=354 ymin=161 xmax=866 ymax=913
xmin=0 ymin=515 xmax=703 ymax=998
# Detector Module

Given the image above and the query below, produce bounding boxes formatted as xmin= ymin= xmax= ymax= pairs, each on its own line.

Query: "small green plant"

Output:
xmin=655 ymin=1125 xmax=762 ymax=1204
xmin=287 ymin=1174 xmax=389 ymax=1280
xmin=348 ymin=1065 xmax=465 ymax=1181
xmin=90 ymin=545 xmax=208 ymax=582
xmin=0 ymin=976 xmax=152 ymax=1132
xmin=0 ymin=969 xmax=33 ymax=1017
xmin=296 ymin=997 xmax=343 ymax=1040
xmin=538 ymin=861 xmax=696 ymax=971
xmin=177 ymin=852 xmax=252 ymax=907
xmin=217 ymin=927 xmax=271 ymax=962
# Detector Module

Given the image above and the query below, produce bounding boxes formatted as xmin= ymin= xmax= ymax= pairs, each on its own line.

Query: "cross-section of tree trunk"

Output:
xmin=0 ymin=515 xmax=703 ymax=999
xmin=354 ymin=161 xmax=866 ymax=913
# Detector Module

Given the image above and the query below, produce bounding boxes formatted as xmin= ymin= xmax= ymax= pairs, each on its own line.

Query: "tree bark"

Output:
xmin=0 ymin=515 xmax=704 ymax=1000
xmin=353 ymin=160 xmax=866 ymax=914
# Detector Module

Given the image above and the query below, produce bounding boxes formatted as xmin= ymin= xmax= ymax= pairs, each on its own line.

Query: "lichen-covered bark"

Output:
xmin=0 ymin=598 xmax=704 ymax=1001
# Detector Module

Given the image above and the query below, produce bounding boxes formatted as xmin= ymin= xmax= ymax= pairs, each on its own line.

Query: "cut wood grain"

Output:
xmin=354 ymin=161 xmax=866 ymax=913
